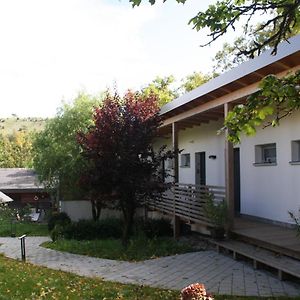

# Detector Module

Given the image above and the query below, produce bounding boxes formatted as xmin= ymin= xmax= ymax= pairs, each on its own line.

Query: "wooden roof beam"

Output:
xmin=161 ymin=66 xmax=300 ymax=127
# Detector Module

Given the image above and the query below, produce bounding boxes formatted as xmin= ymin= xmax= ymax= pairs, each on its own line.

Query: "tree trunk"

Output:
xmin=91 ymin=199 xmax=101 ymax=221
xmin=121 ymin=200 xmax=135 ymax=247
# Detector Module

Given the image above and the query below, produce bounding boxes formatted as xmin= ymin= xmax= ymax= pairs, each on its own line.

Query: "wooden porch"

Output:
xmin=232 ymin=216 xmax=300 ymax=260
xmin=149 ymin=183 xmax=300 ymax=260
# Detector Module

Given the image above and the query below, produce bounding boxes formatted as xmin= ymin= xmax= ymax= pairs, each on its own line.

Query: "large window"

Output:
xmin=180 ymin=153 xmax=190 ymax=168
xmin=254 ymin=143 xmax=277 ymax=165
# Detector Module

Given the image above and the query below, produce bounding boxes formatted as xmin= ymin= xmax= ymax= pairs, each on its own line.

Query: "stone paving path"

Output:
xmin=0 ymin=237 xmax=300 ymax=297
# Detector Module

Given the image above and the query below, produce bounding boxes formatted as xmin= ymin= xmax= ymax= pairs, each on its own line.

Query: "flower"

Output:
xmin=180 ymin=283 xmax=214 ymax=300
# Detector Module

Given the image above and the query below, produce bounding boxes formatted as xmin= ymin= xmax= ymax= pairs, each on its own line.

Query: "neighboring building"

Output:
xmin=0 ymin=168 xmax=51 ymax=210
xmin=155 ymin=34 xmax=300 ymax=227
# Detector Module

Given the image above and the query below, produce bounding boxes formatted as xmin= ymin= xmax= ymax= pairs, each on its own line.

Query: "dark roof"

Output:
xmin=0 ymin=168 xmax=44 ymax=191
xmin=160 ymin=34 xmax=300 ymax=118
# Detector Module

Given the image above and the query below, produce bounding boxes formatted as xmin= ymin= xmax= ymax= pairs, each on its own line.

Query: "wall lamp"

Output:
xmin=208 ymin=155 xmax=217 ymax=160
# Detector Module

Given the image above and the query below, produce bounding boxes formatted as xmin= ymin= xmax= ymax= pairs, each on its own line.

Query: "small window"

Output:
xmin=254 ymin=143 xmax=277 ymax=165
xmin=166 ymin=158 xmax=174 ymax=169
xmin=291 ymin=140 xmax=300 ymax=163
xmin=180 ymin=153 xmax=190 ymax=168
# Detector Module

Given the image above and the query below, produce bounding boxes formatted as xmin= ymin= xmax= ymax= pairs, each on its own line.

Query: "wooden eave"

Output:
xmin=159 ymin=35 xmax=300 ymax=132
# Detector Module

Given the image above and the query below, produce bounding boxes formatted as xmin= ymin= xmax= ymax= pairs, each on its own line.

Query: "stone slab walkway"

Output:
xmin=0 ymin=237 xmax=300 ymax=297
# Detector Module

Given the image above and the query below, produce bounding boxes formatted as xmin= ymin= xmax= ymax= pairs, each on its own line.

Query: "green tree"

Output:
xmin=0 ymin=131 xmax=33 ymax=168
xmin=130 ymin=0 xmax=300 ymax=140
xmin=130 ymin=0 xmax=300 ymax=57
xmin=32 ymin=93 xmax=102 ymax=206
xmin=180 ymin=71 xmax=212 ymax=93
xmin=213 ymin=23 xmax=300 ymax=74
xmin=142 ymin=75 xmax=178 ymax=106
xmin=224 ymin=71 xmax=300 ymax=144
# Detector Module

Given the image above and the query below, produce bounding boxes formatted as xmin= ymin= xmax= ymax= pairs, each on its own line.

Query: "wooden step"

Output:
xmin=212 ymin=239 xmax=300 ymax=281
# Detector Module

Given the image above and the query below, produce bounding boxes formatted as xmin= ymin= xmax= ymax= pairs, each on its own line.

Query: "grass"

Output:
xmin=43 ymin=236 xmax=195 ymax=261
xmin=0 ymin=254 xmax=298 ymax=300
xmin=0 ymin=221 xmax=48 ymax=237
xmin=0 ymin=117 xmax=46 ymax=135
xmin=0 ymin=254 xmax=177 ymax=299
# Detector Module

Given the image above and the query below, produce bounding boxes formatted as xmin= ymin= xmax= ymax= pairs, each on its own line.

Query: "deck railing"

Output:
xmin=148 ymin=183 xmax=226 ymax=227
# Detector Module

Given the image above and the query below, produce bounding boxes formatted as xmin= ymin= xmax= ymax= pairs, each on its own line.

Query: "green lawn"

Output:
xmin=0 ymin=254 xmax=298 ymax=300
xmin=0 ymin=221 xmax=48 ymax=237
xmin=43 ymin=236 xmax=195 ymax=261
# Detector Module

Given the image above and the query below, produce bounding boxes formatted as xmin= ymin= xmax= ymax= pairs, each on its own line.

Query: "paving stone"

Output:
xmin=0 ymin=236 xmax=300 ymax=297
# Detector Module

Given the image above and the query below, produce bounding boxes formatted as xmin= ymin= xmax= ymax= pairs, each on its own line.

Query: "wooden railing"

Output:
xmin=148 ymin=183 xmax=226 ymax=227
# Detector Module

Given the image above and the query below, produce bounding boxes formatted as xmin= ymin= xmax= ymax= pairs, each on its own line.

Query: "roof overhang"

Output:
xmin=159 ymin=34 xmax=300 ymax=135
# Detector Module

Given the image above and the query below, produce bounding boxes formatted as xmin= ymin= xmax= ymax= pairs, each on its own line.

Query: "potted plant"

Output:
xmin=203 ymin=192 xmax=228 ymax=240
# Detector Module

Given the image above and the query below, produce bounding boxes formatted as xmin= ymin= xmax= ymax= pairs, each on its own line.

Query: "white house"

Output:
xmin=154 ymin=34 xmax=300 ymax=228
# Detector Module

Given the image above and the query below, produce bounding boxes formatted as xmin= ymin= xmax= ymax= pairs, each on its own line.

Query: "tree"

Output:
xmin=77 ymin=91 xmax=172 ymax=246
xmin=180 ymin=71 xmax=212 ymax=93
xmin=0 ymin=131 xmax=33 ymax=168
xmin=32 ymin=93 xmax=102 ymax=210
xmin=213 ymin=23 xmax=300 ymax=74
xmin=130 ymin=0 xmax=300 ymax=57
xmin=130 ymin=0 xmax=300 ymax=140
xmin=224 ymin=71 xmax=300 ymax=144
xmin=141 ymin=75 xmax=178 ymax=106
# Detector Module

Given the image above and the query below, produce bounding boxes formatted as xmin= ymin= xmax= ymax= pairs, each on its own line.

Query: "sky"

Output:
xmin=0 ymin=0 xmax=232 ymax=117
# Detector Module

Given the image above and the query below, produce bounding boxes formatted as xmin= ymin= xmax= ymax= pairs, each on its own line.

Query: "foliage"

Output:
xmin=48 ymin=212 xmax=71 ymax=232
xmin=142 ymin=75 xmax=178 ymax=106
xmin=224 ymin=71 xmax=300 ymax=144
xmin=134 ymin=218 xmax=172 ymax=238
xmin=130 ymin=0 xmax=300 ymax=58
xmin=0 ymin=131 xmax=34 ymax=168
xmin=62 ymin=218 xmax=123 ymax=240
xmin=203 ymin=192 xmax=228 ymax=228
xmin=0 ymin=254 xmax=178 ymax=299
xmin=43 ymin=235 xmax=195 ymax=261
xmin=288 ymin=209 xmax=300 ymax=236
xmin=32 ymin=92 xmax=101 ymax=201
xmin=213 ymin=23 xmax=300 ymax=74
xmin=180 ymin=72 xmax=212 ymax=93
xmin=77 ymin=91 xmax=173 ymax=245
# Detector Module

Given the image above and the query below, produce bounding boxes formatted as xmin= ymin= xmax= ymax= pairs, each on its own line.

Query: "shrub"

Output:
xmin=63 ymin=218 xmax=123 ymax=240
xmin=134 ymin=218 xmax=172 ymax=238
xmin=48 ymin=212 xmax=71 ymax=232
xmin=50 ymin=224 xmax=64 ymax=242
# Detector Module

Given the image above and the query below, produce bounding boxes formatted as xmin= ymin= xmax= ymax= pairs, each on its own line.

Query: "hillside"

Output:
xmin=0 ymin=117 xmax=48 ymax=136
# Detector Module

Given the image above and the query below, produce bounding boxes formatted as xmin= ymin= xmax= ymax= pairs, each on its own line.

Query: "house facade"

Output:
xmin=0 ymin=168 xmax=51 ymax=210
xmin=155 ymin=34 xmax=300 ymax=227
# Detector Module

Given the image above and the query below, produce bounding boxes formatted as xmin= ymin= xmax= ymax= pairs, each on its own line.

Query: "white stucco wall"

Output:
xmin=239 ymin=110 xmax=300 ymax=224
xmin=156 ymin=111 xmax=300 ymax=225
xmin=177 ymin=120 xmax=225 ymax=186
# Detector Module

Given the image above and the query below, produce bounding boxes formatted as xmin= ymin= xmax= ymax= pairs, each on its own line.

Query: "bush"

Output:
xmin=48 ymin=212 xmax=71 ymax=232
xmin=63 ymin=218 xmax=123 ymax=240
xmin=58 ymin=217 xmax=172 ymax=241
xmin=134 ymin=218 xmax=172 ymax=238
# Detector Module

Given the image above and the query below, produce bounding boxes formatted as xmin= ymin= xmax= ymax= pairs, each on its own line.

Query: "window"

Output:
xmin=254 ymin=143 xmax=277 ymax=165
xmin=291 ymin=140 xmax=300 ymax=163
xmin=180 ymin=153 xmax=190 ymax=168
xmin=166 ymin=158 xmax=174 ymax=169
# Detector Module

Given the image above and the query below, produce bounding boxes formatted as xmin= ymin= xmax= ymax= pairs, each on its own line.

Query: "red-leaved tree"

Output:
xmin=77 ymin=91 xmax=172 ymax=245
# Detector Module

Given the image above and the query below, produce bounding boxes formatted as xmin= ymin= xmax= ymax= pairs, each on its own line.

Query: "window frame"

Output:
xmin=180 ymin=153 xmax=191 ymax=168
xmin=254 ymin=143 xmax=277 ymax=166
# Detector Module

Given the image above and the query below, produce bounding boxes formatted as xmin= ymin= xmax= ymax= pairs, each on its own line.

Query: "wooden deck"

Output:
xmin=232 ymin=217 xmax=300 ymax=260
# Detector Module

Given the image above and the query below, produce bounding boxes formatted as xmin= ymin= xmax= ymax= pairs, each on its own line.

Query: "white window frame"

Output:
xmin=254 ymin=143 xmax=277 ymax=166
